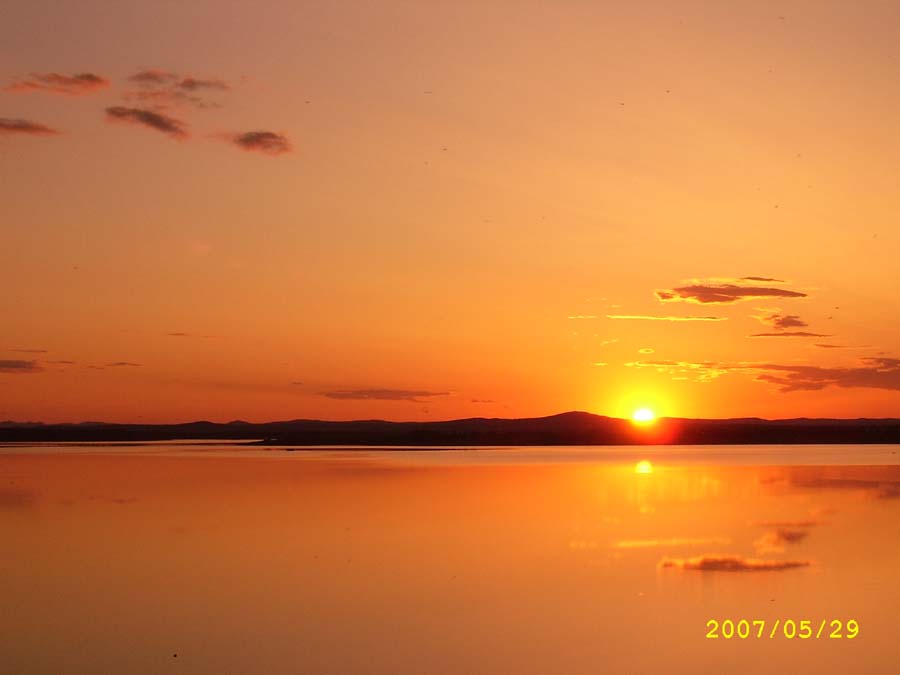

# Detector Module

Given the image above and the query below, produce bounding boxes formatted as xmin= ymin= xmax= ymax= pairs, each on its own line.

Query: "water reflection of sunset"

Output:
xmin=2 ymin=450 xmax=898 ymax=674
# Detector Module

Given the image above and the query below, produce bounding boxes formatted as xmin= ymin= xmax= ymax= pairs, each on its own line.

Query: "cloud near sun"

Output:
xmin=627 ymin=357 xmax=900 ymax=392
xmin=655 ymin=277 xmax=807 ymax=304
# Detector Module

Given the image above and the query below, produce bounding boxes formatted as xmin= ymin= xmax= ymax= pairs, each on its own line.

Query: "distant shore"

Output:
xmin=3 ymin=411 xmax=900 ymax=446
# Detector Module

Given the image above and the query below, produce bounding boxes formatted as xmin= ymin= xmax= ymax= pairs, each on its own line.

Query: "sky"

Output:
xmin=2 ymin=0 xmax=899 ymax=423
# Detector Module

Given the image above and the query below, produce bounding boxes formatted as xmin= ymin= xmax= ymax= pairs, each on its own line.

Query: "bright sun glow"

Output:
xmin=632 ymin=407 xmax=656 ymax=423
xmin=635 ymin=460 xmax=654 ymax=474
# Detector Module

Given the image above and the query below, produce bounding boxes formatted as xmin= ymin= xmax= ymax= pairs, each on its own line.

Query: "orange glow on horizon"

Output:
xmin=2 ymin=2 xmax=900 ymax=423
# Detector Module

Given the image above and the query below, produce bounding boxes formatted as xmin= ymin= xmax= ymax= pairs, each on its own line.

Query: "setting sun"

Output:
xmin=632 ymin=408 xmax=657 ymax=424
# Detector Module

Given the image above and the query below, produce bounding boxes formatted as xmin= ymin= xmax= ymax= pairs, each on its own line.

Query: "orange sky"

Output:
xmin=2 ymin=0 xmax=899 ymax=423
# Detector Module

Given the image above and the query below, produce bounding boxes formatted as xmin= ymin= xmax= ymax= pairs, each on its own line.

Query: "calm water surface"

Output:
xmin=2 ymin=443 xmax=899 ymax=674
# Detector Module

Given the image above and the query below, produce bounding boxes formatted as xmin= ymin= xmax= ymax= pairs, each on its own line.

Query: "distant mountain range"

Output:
xmin=2 ymin=411 xmax=900 ymax=445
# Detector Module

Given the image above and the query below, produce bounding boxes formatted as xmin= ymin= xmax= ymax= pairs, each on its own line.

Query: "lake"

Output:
xmin=2 ymin=443 xmax=899 ymax=674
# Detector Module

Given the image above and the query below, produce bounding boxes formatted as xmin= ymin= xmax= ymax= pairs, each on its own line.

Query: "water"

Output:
xmin=2 ymin=443 xmax=899 ymax=674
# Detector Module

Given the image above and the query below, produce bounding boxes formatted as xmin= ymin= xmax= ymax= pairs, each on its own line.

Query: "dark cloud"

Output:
xmin=124 ymin=69 xmax=229 ymax=109
xmin=46 ymin=360 xmax=76 ymax=365
xmin=656 ymin=279 xmax=807 ymax=304
xmin=749 ymin=331 xmax=831 ymax=338
xmin=753 ymin=312 xmax=808 ymax=330
xmin=658 ymin=555 xmax=811 ymax=572
xmin=755 ymin=357 xmax=900 ymax=392
xmin=0 ymin=118 xmax=60 ymax=136
xmin=0 ymin=360 xmax=43 ymax=374
xmin=105 ymin=361 xmax=142 ymax=367
xmin=178 ymin=77 xmax=229 ymax=91
xmin=105 ymin=106 xmax=188 ymax=139
xmin=607 ymin=314 xmax=726 ymax=322
xmin=320 ymin=388 xmax=449 ymax=402
xmin=125 ymin=87 xmax=222 ymax=110
xmin=628 ymin=356 xmax=900 ymax=393
xmin=5 ymin=72 xmax=109 ymax=95
xmin=9 ymin=348 xmax=47 ymax=354
xmin=741 ymin=276 xmax=786 ymax=283
xmin=229 ymin=131 xmax=292 ymax=156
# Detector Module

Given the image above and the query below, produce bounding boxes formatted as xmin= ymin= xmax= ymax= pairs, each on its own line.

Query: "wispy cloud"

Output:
xmin=625 ymin=359 xmax=743 ymax=382
xmin=124 ymin=69 xmax=230 ymax=109
xmin=8 ymin=348 xmax=47 ymax=354
xmin=753 ymin=529 xmax=810 ymax=555
xmin=613 ymin=537 xmax=731 ymax=549
xmin=105 ymin=361 xmax=142 ymax=367
xmin=127 ymin=69 xmax=178 ymax=86
xmin=627 ymin=357 xmax=900 ymax=393
xmin=753 ymin=311 xmax=808 ymax=330
xmin=607 ymin=314 xmax=727 ymax=322
xmin=749 ymin=519 xmax=825 ymax=528
xmin=755 ymin=357 xmax=900 ymax=392
xmin=105 ymin=107 xmax=188 ymax=139
xmin=815 ymin=343 xmax=868 ymax=350
xmin=658 ymin=555 xmax=811 ymax=572
xmin=656 ymin=278 xmax=807 ymax=304
xmin=0 ymin=118 xmax=60 ymax=136
xmin=228 ymin=131 xmax=292 ymax=156
xmin=0 ymin=360 xmax=43 ymax=374
xmin=320 ymin=388 xmax=449 ymax=402
xmin=178 ymin=77 xmax=229 ymax=92
xmin=5 ymin=72 xmax=110 ymax=95
xmin=166 ymin=332 xmax=215 ymax=338
xmin=749 ymin=331 xmax=831 ymax=338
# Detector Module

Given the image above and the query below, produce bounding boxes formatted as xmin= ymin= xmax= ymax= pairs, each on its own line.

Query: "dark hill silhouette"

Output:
xmin=2 ymin=411 xmax=900 ymax=445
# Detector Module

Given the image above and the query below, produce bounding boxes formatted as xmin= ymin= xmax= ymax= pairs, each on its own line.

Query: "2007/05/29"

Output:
xmin=706 ymin=619 xmax=859 ymax=639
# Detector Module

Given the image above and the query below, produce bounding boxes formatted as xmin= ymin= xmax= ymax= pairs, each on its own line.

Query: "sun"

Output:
xmin=631 ymin=407 xmax=656 ymax=424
